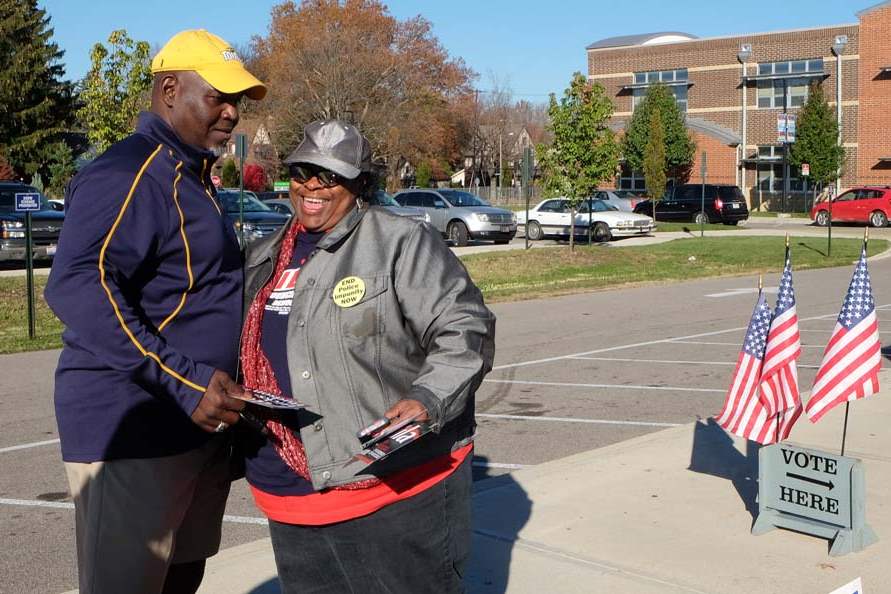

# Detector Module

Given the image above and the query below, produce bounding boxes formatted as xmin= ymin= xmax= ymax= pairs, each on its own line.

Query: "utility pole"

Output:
xmin=782 ymin=78 xmax=789 ymax=214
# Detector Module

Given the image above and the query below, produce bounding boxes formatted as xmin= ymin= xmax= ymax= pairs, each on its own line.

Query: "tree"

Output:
xmin=221 ymin=159 xmax=239 ymax=187
xmin=45 ymin=141 xmax=76 ymax=198
xmin=243 ymin=163 xmax=267 ymax=192
xmin=622 ymin=84 xmax=695 ymax=185
xmin=77 ymin=29 xmax=152 ymax=155
xmin=251 ymin=0 xmax=474 ymax=189
xmin=415 ymin=161 xmax=432 ymax=188
xmin=790 ymin=82 xmax=845 ymax=187
xmin=642 ymin=108 xmax=666 ymax=220
xmin=538 ymin=73 xmax=618 ymax=251
xmin=0 ymin=0 xmax=74 ymax=180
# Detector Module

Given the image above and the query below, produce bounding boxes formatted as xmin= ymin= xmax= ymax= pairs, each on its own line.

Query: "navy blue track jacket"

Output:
xmin=45 ymin=112 xmax=243 ymax=462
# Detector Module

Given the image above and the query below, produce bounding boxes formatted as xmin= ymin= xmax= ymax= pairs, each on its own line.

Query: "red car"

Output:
xmin=811 ymin=187 xmax=891 ymax=227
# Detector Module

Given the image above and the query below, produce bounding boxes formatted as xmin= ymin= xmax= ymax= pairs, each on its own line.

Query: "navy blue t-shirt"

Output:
xmin=246 ymin=229 xmax=324 ymax=495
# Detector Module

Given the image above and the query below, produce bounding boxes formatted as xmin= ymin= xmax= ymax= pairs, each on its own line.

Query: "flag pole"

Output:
xmin=841 ymin=403 xmax=850 ymax=456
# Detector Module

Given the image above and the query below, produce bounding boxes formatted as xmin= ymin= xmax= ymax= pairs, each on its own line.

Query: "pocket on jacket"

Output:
xmin=332 ymin=275 xmax=389 ymax=339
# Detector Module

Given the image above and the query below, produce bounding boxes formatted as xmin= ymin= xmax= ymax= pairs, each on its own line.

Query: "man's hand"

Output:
xmin=191 ymin=370 xmax=248 ymax=433
xmin=383 ymin=398 xmax=429 ymax=424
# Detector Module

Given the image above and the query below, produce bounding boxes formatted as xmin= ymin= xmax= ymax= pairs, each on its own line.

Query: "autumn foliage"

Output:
xmin=244 ymin=164 xmax=267 ymax=192
xmin=251 ymin=0 xmax=475 ymax=187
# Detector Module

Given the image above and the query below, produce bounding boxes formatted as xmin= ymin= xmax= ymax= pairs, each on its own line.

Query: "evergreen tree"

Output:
xmin=221 ymin=159 xmax=239 ymax=188
xmin=642 ymin=108 xmax=666 ymax=219
xmin=622 ymin=84 xmax=694 ymax=182
xmin=78 ymin=29 xmax=152 ymax=155
xmin=45 ymin=141 xmax=76 ymax=198
xmin=415 ymin=161 xmax=432 ymax=188
xmin=0 ymin=0 xmax=74 ymax=180
xmin=790 ymin=82 xmax=845 ymax=186
xmin=538 ymin=73 xmax=619 ymax=251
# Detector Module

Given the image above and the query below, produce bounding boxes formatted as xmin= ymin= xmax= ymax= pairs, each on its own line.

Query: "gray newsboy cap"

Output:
xmin=282 ymin=120 xmax=372 ymax=180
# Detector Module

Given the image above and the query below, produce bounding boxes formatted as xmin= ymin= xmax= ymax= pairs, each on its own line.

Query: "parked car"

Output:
xmin=516 ymin=197 xmax=655 ymax=242
xmin=264 ymin=198 xmax=294 ymax=217
xmin=256 ymin=190 xmax=289 ymax=202
xmin=633 ymin=184 xmax=749 ymax=225
xmin=592 ymin=189 xmax=635 ymax=212
xmin=810 ymin=187 xmax=891 ymax=227
xmin=366 ymin=190 xmax=430 ymax=223
xmin=0 ymin=182 xmax=65 ymax=261
xmin=392 ymin=188 xmax=517 ymax=246
xmin=48 ymin=199 xmax=65 ymax=211
xmin=216 ymin=190 xmax=290 ymax=245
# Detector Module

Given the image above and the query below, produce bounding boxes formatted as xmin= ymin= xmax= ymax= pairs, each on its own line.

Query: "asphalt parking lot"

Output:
xmin=2 ymin=247 xmax=891 ymax=593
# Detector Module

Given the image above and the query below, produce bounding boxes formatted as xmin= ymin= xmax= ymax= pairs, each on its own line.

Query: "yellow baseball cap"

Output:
xmin=151 ymin=29 xmax=267 ymax=100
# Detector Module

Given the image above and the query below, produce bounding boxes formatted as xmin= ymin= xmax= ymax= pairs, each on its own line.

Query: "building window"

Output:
xmin=618 ymin=168 xmax=647 ymax=191
xmin=632 ymin=68 xmax=688 ymax=112
xmin=756 ymin=59 xmax=823 ymax=109
xmin=756 ymin=146 xmax=808 ymax=193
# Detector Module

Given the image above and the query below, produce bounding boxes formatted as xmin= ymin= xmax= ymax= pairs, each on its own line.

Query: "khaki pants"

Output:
xmin=64 ymin=438 xmax=231 ymax=594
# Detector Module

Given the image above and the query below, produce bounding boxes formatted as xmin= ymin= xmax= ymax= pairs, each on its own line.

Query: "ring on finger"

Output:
xmin=214 ymin=421 xmax=229 ymax=433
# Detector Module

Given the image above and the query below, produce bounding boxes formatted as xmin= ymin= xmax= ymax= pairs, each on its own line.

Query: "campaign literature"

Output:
xmin=239 ymin=388 xmax=305 ymax=410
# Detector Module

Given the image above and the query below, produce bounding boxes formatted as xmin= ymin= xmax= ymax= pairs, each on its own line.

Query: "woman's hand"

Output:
xmin=383 ymin=399 xmax=429 ymax=424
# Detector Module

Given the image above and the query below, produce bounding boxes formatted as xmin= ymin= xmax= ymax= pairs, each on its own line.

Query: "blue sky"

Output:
xmin=41 ymin=0 xmax=863 ymax=102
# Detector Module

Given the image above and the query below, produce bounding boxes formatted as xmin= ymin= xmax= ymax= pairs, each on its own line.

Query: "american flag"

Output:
xmin=806 ymin=244 xmax=881 ymax=422
xmin=758 ymin=246 xmax=803 ymax=440
xmin=716 ymin=292 xmax=776 ymax=443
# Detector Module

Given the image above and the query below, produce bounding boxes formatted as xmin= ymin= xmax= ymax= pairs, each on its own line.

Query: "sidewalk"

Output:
xmin=196 ymin=367 xmax=891 ymax=594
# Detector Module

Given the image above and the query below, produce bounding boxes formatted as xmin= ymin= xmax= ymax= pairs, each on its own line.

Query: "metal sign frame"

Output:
xmin=753 ymin=443 xmax=878 ymax=556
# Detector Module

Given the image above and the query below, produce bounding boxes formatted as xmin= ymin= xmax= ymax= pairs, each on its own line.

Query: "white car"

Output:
xmin=516 ymin=198 xmax=655 ymax=242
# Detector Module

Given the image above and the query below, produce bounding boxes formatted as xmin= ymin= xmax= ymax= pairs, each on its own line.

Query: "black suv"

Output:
xmin=634 ymin=184 xmax=749 ymax=225
xmin=0 ymin=182 xmax=65 ymax=261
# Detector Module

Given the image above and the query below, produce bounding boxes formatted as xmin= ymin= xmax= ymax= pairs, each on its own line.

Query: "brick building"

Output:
xmin=587 ymin=1 xmax=891 ymax=211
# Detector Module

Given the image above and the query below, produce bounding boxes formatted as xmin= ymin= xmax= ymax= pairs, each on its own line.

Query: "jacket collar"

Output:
xmin=245 ymin=204 xmax=367 ymax=269
xmin=135 ymin=111 xmax=217 ymax=175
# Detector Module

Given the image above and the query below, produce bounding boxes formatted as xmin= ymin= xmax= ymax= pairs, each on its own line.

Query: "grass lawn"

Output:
xmin=653 ymin=222 xmax=742 ymax=233
xmin=0 ymin=275 xmax=63 ymax=354
xmin=0 ymin=236 xmax=885 ymax=353
xmin=462 ymin=235 xmax=887 ymax=303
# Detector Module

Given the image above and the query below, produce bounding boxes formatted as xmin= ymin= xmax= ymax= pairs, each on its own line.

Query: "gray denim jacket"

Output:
xmin=243 ymin=205 xmax=495 ymax=489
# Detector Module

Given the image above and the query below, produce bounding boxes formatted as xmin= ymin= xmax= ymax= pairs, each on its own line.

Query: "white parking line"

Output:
xmin=0 ymin=438 xmax=60 ymax=454
xmin=668 ymin=340 xmax=825 ymax=349
xmin=566 ymin=356 xmax=820 ymax=369
xmin=491 ymin=306 xmax=883 ymax=372
xmin=477 ymin=413 xmax=680 ymax=427
xmin=0 ymin=497 xmax=270 ymax=525
xmin=483 ymin=379 xmax=724 ymax=393
xmin=472 ymin=461 xmax=528 ymax=470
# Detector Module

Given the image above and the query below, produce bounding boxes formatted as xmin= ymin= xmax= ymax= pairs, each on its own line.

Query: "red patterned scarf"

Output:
xmin=239 ymin=221 xmax=377 ymax=489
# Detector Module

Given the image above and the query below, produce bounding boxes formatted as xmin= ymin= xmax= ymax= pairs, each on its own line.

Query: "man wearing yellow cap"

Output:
xmin=45 ymin=30 xmax=266 ymax=594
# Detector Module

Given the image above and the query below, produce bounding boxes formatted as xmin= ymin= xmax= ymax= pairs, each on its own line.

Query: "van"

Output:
xmin=634 ymin=184 xmax=749 ymax=225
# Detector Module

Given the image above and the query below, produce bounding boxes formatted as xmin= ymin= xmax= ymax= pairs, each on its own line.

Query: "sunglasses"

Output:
xmin=289 ymin=164 xmax=344 ymax=188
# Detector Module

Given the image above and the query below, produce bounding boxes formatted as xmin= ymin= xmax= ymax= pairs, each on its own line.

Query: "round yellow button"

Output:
xmin=332 ymin=276 xmax=366 ymax=308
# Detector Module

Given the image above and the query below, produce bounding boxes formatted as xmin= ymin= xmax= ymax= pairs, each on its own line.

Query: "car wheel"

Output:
xmin=527 ymin=221 xmax=543 ymax=241
xmin=592 ymin=222 xmax=611 ymax=243
xmin=870 ymin=210 xmax=888 ymax=228
xmin=815 ymin=210 xmax=830 ymax=227
xmin=448 ymin=221 xmax=469 ymax=246
xmin=693 ymin=211 xmax=709 ymax=225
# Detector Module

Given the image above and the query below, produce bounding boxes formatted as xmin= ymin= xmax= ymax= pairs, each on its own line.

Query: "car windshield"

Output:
xmin=437 ymin=190 xmax=488 ymax=207
xmin=217 ymin=191 xmax=273 ymax=213
xmin=0 ymin=187 xmax=53 ymax=213
xmin=580 ymin=200 xmax=618 ymax=213
xmin=367 ymin=191 xmax=400 ymax=207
